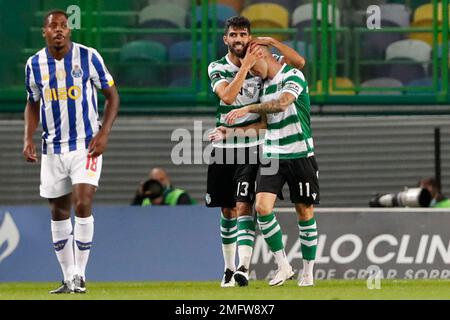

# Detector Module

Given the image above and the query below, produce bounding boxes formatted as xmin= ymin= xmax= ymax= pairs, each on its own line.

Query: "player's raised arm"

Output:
xmin=251 ymin=37 xmax=306 ymax=69
xmin=23 ymin=99 xmax=40 ymax=162
xmin=211 ymin=46 xmax=264 ymax=105
xmin=88 ymin=85 xmax=119 ymax=157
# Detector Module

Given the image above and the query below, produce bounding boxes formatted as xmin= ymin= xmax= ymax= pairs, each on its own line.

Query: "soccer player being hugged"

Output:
xmin=23 ymin=10 xmax=119 ymax=293
xmin=218 ymin=44 xmax=318 ymax=287
xmin=207 ymin=16 xmax=305 ymax=287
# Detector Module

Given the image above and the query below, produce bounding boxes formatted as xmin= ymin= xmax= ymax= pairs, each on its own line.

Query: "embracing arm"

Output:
xmin=224 ymin=92 xmax=295 ymax=125
xmin=209 ymin=114 xmax=268 ymax=142
xmin=251 ymin=37 xmax=306 ymax=69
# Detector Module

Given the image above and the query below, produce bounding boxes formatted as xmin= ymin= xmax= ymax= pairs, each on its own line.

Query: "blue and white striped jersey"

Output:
xmin=25 ymin=42 xmax=115 ymax=154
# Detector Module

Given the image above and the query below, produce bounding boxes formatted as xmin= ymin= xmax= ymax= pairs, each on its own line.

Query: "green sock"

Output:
xmin=298 ymin=218 xmax=318 ymax=261
xmin=257 ymin=212 xmax=284 ymax=252
xmin=221 ymin=214 xmax=237 ymax=245
xmin=237 ymin=215 xmax=256 ymax=247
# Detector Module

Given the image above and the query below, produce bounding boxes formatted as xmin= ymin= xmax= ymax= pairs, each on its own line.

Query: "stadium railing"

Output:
xmin=0 ymin=0 xmax=449 ymax=114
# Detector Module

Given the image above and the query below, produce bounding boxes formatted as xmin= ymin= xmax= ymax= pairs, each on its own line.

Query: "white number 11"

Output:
xmin=299 ymin=182 xmax=310 ymax=197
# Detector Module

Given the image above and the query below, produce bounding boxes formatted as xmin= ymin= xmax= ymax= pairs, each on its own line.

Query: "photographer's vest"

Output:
xmin=141 ymin=188 xmax=189 ymax=206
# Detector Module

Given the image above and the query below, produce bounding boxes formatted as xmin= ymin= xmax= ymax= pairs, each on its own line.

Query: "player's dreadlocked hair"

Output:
xmin=224 ymin=16 xmax=251 ymax=35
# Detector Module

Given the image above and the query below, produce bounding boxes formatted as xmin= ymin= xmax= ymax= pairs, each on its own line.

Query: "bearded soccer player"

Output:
xmin=23 ymin=10 xmax=119 ymax=293
xmin=224 ymin=45 xmax=318 ymax=287
xmin=207 ymin=16 xmax=305 ymax=287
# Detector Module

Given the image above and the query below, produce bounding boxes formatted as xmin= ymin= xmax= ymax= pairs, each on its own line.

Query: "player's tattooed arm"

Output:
xmin=224 ymin=92 xmax=295 ymax=125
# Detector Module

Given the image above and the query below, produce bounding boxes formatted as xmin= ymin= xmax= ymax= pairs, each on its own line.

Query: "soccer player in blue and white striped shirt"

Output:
xmin=23 ymin=10 xmax=119 ymax=294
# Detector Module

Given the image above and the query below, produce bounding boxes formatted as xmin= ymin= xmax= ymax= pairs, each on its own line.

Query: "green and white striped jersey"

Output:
xmin=208 ymin=54 xmax=282 ymax=148
xmin=261 ymin=64 xmax=314 ymax=159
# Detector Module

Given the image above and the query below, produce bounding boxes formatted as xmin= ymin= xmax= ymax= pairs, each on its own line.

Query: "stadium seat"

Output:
xmin=386 ymin=39 xmax=432 ymax=66
xmin=315 ymin=77 xmax=355 ymax=95
xmin=119 ymin=40 xmax=168 ymax=86
xmin=191 ymin=3 xmax=238 ymax=27
xmin=359 ymin=77 xmax=403 ymax=95
xmin=360 ymin=4 xmax=411 ymax=60
xmin=241 ymin=3 xmax=289 ymax=41
xmin=272 ymin=40 xmax=312 ymax=60
xmin=408 ymin=2 xmax=450 ymax=45
xmin=217 ymin=0 xmax=245 ymax=13
xmin=137 ymin=3 xmax=187 ymax=46
xmin=168 ymin=40 xmax=214 ymax=86
xmin=383 ymin=39 xmax=431 ymax=83
xmin=406 ymin=77 xmax=443 ymax=94
xmin=245 ymin=0 xmax=295 ymax=11
xmin=291 ymin=3 xmax=341 ymax=53
xmin=348 ymin=0 xmax=387 ymax=10
xmin=147 ymin=0 xmax=191 ymax=12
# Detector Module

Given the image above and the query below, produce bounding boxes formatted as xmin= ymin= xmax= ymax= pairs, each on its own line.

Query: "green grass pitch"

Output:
xmin=1 ymin=280 xmax=449 ymax=300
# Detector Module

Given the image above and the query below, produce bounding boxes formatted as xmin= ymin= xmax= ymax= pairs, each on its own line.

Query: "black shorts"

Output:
xmin=206 ymin=146 xmax=261 ymax=208
xmin=256 ymin=156 xmax=320 ymax=205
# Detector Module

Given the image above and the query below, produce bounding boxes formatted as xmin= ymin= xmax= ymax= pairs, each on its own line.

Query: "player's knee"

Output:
xmin=255 ymin=201 xmax=273 ymax=215
xmin=221 ymin=207 xmax=236 ymax=219
xmin=74 ymin=197 xmax=92 ymax=215
xmin=236 ymin=202 xmax=252 ymax=216
xmin=296 ymin=203 xmax=314 ymax=220
xmin=51 ymin=207 xmax=70 ymax=220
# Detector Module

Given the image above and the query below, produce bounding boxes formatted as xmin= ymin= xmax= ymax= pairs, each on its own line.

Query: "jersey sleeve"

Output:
xmin=90 ymin=48 xmax=115 ymax=89
xmin=281 ymin=68 xmax=306 ymax=99
xmin=208 ymin=62 xmax=228 ymax=92
xmin=25 ymin=58 xmax=41 ymax=103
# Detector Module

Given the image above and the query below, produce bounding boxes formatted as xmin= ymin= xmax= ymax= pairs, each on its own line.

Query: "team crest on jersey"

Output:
xmin=71 ymin=65 xmax=83 ymax=78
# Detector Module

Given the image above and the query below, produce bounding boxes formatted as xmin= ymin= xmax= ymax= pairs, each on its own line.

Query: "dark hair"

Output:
xmin=224 ymin=16 xmax=251 ymax=35
xmin=43 ymin=9 xmax=68 ymax=26
xmin=142 ymin=179 xmax=164 ymax=199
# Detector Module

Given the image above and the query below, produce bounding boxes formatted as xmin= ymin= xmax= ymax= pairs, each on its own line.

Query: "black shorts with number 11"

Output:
xmin=256 ymin=156 xmax=320 ymax=205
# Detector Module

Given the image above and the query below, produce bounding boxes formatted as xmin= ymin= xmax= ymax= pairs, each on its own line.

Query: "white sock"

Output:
xmin=51 ymin=219 xmax=75 ymax=282
xmin=74 ymin=215 xmax=94 ymax=279
xmin=302 ymin=260 xmax=315 ymax=277
xmin=273 ymin=249 xmax=290 ymax=269
xmin=237 ymin=245 xmax=253 ymax=271
xmin=222 ymin=243 xmax=236 ymax=271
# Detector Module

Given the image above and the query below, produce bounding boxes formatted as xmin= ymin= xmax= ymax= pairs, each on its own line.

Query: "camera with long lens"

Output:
xmin=369 ymin=187 xmax=431 ymax=207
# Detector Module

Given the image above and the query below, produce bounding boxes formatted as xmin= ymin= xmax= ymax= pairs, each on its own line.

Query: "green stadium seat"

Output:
xmin=119 ymin=40 xmax=168 ymax=87
xmin=241 ymin=3 xmax=289 ymax=41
